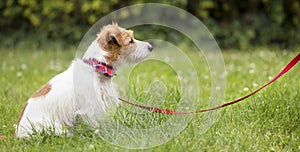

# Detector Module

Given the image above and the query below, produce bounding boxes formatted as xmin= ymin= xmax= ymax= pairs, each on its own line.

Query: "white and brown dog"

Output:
xmin=15 ymin=23 xmax=153 ymax=138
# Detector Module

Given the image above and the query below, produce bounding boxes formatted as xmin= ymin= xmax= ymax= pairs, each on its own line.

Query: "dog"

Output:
xmin=15 ymin=23 xmax=153 ymax=138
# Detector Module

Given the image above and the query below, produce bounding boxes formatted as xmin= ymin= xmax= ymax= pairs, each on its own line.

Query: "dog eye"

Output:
xmin=129 ymin=38 xmax=134 ymax=43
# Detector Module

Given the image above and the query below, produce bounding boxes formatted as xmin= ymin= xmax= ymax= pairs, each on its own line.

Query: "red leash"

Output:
xmin=119 ymin=53 xmax=300 ymax=114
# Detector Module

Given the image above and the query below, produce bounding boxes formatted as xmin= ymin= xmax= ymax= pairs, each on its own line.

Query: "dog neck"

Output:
xmin=82 ymin=40 xmax=118 ymax=77
xmin=83 ymin=58 xmax=115 ymax=77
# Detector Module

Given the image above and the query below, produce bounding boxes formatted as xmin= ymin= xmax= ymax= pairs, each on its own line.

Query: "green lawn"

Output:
xmin=0 ymin=47 xmax=299 ymax=151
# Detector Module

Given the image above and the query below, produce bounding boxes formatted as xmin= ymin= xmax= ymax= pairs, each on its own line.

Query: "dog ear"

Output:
xmin=107 ymin=33 xmax=122 ymax=46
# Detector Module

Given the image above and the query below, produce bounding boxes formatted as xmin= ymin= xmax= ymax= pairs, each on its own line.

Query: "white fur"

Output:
xmin=123 ymin=39 xmax=153 ymax=63
xmin=83 ymin=40 xmax=107 ymax=63
xmin=16 ymin=31 xmax=152 ymax=138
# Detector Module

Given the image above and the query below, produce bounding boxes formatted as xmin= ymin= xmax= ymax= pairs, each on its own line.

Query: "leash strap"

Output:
xmin=119 ymin=52 xmax=300 ymax=114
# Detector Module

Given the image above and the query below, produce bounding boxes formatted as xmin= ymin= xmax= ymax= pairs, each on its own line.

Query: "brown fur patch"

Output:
xmin=103 ymin=38 xmax=122 ymax=65
xmin=14 ymin=101 xmax=28 ymax=138
xmin=16 ymin=102 xmax=28 ymax=125
xmin=31 ymin=83 xmax=51 ymax=98
xmin=14 ymin=83 xmax=50 ymax=137
xmin=96 ymin=23 xmax=137 ymax=66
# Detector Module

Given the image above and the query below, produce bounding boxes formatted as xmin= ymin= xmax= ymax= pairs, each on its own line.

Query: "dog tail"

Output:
xmin=0 ymin=135 xmax=6 ymax=140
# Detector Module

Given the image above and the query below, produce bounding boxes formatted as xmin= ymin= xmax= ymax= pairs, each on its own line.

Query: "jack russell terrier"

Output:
xmin=15 ymin=23 xmax=153 ymax=138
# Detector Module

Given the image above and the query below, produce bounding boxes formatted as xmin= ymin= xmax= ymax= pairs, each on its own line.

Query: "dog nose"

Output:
xmin=147 ymin=44 xmax=153 ymax=52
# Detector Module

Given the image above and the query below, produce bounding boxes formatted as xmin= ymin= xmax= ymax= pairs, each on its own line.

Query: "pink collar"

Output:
xmin=83 ymin=58 xmax=115 ymax=77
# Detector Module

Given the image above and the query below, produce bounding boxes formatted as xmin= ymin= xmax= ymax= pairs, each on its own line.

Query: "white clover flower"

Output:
xmin=21 ymin=63 xmax=27 ymax=70
xmin=88 ymin=144 xmax=95 ymax=150
xmin=16 ymin=72 xmax=22 ymax=77
xmin=249 ymin=69 xmax=255 ymax=74
xmin=94 ymin=129 xmax=100 ymax=134
xmin=253 ymin=83 xmax=258 ymax=87
xmin=268 ymin=76 xmax=273 ymax=80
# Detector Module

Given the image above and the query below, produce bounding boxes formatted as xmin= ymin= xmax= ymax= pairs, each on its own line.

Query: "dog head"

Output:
xmin=84 ymin=23 xmax=153 ymax=67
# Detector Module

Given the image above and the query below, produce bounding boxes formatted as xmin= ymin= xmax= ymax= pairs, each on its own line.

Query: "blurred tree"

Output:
xmin=0 ymin=0 xmax=299 ymax=49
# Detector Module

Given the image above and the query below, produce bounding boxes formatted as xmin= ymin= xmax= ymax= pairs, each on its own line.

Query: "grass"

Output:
xmin=0 ymin=46 xmax=299 ymax=151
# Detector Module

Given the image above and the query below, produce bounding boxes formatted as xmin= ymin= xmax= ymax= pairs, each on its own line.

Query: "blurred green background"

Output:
xmin=1 ymin=0 xmax=299 ymax=49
